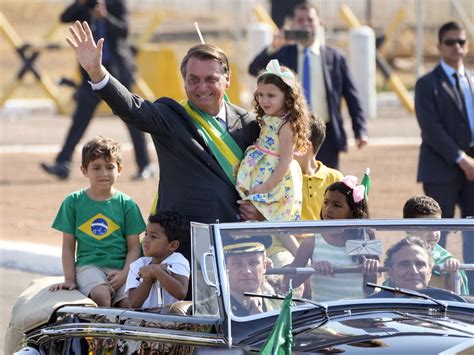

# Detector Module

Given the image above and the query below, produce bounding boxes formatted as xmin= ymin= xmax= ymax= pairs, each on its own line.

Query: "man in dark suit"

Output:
xmin=249 ymin=1 xmax=367 ymax=169
xmin=414 ymin=21 xmax=474 ymax=293
xmin=41 ymin=0 xmax=154 ymax=180
xmin=65 ymin=21 xmax=259 ymax=224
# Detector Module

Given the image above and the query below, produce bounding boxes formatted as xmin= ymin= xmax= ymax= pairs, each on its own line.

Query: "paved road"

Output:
xmin=0 ymin=267 xmax=47 ymax=353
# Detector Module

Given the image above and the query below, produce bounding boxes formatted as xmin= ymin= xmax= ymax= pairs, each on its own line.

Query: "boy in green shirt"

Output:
xmin=49 ymin=136 xmax=146 ymax=307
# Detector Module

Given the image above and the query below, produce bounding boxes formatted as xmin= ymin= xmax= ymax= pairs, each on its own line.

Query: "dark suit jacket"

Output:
xmin=60 ymin=0 xmax=134 ymax=86
xmin=414 ymin=64 xmax=473 ymax=183
xmin=249 ymin=44 xmax=367 ymax=152
xmin=98 ymin=76 xmax=260 ymax=224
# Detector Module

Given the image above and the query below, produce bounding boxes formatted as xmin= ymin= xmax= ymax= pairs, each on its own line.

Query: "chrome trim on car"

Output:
xmin=40 ymin=326 xmax=226 ymax=345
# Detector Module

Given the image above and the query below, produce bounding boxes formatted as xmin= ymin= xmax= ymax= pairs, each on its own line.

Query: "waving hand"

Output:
xmin=66 ymin=21 xmax=107 ymax=82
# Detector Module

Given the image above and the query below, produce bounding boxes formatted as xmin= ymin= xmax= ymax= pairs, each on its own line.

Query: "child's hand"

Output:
xmin=249 ymin=183 xmax=270 ymax=195
xmin=108 ymin=270 xmax=127 ymax=290
xmin=311 ymin=261 xmax=333 ymax=276
xmin=443 ymin=258 xmax=461 ymax=273
xmin=138 ymin=264 xmax=167 ymax=281
xmin=362 ymin=258 xmax=380 ymax=275
xmin=49 ymin=281 xmax=77 ymax=292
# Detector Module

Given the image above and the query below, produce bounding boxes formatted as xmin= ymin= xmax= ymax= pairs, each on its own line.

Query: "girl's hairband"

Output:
xmin=342 ymin=175 xmax=366 ymax=203
xmin=259 ymin=59 xmax=297 ymax=89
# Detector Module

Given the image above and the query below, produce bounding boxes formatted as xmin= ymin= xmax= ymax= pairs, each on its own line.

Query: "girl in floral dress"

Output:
xmin=236 ymin=59 xmax=310 ymax=222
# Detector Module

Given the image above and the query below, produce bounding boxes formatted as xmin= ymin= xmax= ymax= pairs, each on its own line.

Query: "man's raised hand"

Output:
xmin=66 ymin=21 xmax=107 ymax=83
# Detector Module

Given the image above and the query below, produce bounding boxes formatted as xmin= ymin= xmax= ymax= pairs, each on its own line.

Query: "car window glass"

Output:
xmin=192 ymin=223 xmax=220 ymax=317
xmin=215 ymin=221 xmax=473 ymax=318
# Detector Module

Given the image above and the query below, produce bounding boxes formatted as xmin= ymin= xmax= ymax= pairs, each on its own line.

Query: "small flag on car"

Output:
xmin=361 ymin=168 xmax=371 ymax=201
xmin=260 ymin=289 xmax=293 ymax=355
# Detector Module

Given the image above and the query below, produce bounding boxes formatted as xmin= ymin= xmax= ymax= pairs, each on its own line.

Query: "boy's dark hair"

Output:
xmin=438 ymin=21 xmax=464 ymax=43
xmin=148 ymin=211 xmax=190 ymax=245
xmin=323 ymin=181 xmax=369 ymax=219
xmin=81 ymin=136 xmax=122 ymax=168
xmin=384 ymin=236 xmax=433 ymax=268
xmin=308 ymin=114 xmax=326 ymax=154
xmin=403 ymin=195 xmax=442 ymax=218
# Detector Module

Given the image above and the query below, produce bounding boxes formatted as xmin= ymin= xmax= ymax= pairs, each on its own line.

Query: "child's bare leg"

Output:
xmin=114 ymin=297 xmax=130 ymax=309
xmin=89 ymin=284 xmax=112 ymax=306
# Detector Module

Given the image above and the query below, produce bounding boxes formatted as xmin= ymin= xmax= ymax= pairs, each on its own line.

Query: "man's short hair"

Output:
xmin=148 ymin=211 xmax=190 ymax=245
xmin=293 ymin=1 xmax=320 ymax=17
xmin=438 ymin=21 xmax=464 ymax=43
xmin=403 ymin=195 xmax=442 ymax=218
xmin=180 ymin=44 xmax=230 ymax=78
xmin=81 ymin=136 xmax=122 ymax=169
xmin=384 ymin=236 xmax=433 ymax=268
xmin=308 ymin=114 xmax=326 ymax=153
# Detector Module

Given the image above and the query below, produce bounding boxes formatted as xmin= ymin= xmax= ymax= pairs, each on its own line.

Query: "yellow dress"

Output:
xmin=235 ymin=115 xmax=302 ymax=221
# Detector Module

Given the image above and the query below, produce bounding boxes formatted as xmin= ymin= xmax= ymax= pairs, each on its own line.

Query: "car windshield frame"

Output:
xmin=204 ymin=218 xmax=473 ymax=321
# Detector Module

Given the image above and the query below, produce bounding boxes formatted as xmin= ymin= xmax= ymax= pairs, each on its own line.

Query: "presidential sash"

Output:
xmin=181 ymin=100 xmax=243 ymax=184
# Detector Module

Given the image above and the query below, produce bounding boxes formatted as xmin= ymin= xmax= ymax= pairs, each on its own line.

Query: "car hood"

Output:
xmin=237 ymin=300 xmax=474 ymax=353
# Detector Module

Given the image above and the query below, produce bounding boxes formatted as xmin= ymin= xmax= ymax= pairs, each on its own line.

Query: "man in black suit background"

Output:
xmin=249 ymin=1 xmax=367 ymax=169
xmin=41 ymin=0 xmax=154 ymax=180
xmin=414 ymin=21 xmax=474 ymax=292
xmin=64 ymin=21 xmax=260 ymax=224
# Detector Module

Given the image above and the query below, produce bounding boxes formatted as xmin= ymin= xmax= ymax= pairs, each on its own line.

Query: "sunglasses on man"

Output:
xmin=443 ymin=38 xmax=467 ymax=46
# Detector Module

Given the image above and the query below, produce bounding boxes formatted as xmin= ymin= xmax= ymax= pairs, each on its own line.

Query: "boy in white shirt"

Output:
xmin=126 ymin=211 xmax=190 ymax=308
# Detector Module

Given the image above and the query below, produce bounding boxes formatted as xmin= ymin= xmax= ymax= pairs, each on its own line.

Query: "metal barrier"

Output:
xmin=0 ymin=12 xmax=68 ymax=113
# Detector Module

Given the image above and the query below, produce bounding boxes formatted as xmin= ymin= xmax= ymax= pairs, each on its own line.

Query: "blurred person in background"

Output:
xmin=249 ymin=1 xmax=368 ymax=170
xmin=414 ymin=21 xmax=474 ymax=293
xmin=41 ymin=0 xmax=155 ymax=181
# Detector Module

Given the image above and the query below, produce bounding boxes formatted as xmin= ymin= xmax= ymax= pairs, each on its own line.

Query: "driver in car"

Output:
xmin=223 ymin=235 xmax=280 ymax=316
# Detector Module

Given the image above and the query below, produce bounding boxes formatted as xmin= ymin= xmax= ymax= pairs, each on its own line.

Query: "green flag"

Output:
xmin=361 ymin=168 xmax=371 ymax=201
xmin=260 ymin=290 xmax=293 ymax=355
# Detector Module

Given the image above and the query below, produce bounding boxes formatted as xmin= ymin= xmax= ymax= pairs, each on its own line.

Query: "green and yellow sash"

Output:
xmin=150 ymin=100 xmax=244 ymax=215
xmin=181 ymin=100 xmax=243 ymax=184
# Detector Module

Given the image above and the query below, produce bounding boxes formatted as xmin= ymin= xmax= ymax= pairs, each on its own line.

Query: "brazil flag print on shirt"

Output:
xmin=52 ymin=189 xmax=146 ymax=269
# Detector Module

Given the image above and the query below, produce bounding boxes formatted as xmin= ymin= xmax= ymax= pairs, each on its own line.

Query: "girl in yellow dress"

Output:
xmin=236 ymin=59 xmax=310 ymax=222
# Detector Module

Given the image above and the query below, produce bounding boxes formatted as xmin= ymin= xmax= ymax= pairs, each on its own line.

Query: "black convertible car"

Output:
xmin=8 ymin=219 xmax=474 ymax=354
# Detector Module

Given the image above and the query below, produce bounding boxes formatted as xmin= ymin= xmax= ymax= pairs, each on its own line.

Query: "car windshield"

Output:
xmin=202 ymin=219 xmax=473 ymax=319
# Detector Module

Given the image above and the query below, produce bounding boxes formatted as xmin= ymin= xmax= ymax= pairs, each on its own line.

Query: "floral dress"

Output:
xmin=235 ymin=115 xmax=302 ymax=221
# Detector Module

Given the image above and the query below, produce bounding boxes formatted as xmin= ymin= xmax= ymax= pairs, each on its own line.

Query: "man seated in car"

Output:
xmin=223 ymin=235 xmax=280 ymax=316
xmin=402 ymin=195 xmax=469 ymax=294
xmin=370 ymin=237 xmax=464 ymax=301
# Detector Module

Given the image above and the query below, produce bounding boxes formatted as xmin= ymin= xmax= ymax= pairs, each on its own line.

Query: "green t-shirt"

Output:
xmin=52 ymin=189 xmax=146 ymax=269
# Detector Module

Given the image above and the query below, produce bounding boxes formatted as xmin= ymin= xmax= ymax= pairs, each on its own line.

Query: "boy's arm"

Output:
xmin=50 ymin=233 xmax=76 ymax=291
xmin=249 ymin=122 xmax=295 ymax=194
xmin=140 ymin=264 xmax=189 ymax=300
xmin=156 ymin=270 xmax=189 ymax=300
xmin=127 ymin=281 xmax=154 ymax=308
xmin=277 ymin=235 xmax=300 ymax=256
xmin=283 ymin=237 xmax=314 ymax=289
xmin=108 ymin=234 xmax=141 ymax=290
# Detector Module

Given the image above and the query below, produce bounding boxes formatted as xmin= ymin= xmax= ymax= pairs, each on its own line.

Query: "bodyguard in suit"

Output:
xmin=414 ymin=21 xmax=474 ymax=293
xmin=41 ymin=0 xmax=154 ymax=180
xmin=64 ymin=21 xmax=259 ymax=225
xmin=249 ymin=1 xmax=368 ymax=169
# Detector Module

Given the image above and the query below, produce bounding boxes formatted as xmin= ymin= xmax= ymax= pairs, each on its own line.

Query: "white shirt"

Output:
xmin=297 ymin=42 xmax=330 ymax=122
xmin=440 ymin=60 xmax=474 ymax=157
xmin=125 ymin=253 xmax=190 ymax=308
